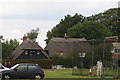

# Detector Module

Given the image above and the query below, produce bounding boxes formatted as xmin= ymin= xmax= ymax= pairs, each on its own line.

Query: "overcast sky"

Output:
xmin=0 ymin=0 xmax=119 ymax=48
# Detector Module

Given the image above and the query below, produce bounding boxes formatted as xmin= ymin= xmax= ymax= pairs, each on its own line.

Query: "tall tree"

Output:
xmin=27 ymin=28 xmax=40 ymax=40
xmin=0 ymin=35 xmax=4 ymax=42
xmin=2 ymin=39 xmax=19 ymax=59
xmin=46 ymin=13 xmax=85 ymax=44
xmin=67 ymin=21 xmax=112 ymax=40
xmin=87 ymin=8 xmax=118 ymax=36
xmin=46 ymin=8 xmax=118 ymax=44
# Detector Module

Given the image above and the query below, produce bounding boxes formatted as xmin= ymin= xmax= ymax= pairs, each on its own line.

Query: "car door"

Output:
xmin=27 ymin=65 xmax=38 ymax=77
xmin=11 ymin=65 xmax=28 ymax=78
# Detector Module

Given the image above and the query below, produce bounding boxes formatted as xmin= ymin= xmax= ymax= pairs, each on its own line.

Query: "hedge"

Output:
xmin=2 ymin=59 xmax=53 ymax=69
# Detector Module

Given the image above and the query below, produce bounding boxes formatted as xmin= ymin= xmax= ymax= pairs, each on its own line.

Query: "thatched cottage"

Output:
xmin=44 ymin=37 xmax=91 ymax=58
xmin=11 ymin=36 xmax=49 ymax=60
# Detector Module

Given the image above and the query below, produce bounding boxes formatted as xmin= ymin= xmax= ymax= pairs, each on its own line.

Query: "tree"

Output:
xmin=27 ymin=28 xmax=40 ymax=40
xmin=0 ymin=35 xmax=3 ymax=39
xmin=2 ymin=39 xmax=19 ymax=59
xmin=87 ymin=8 xmax=118 ymax=36
xmin=46 ymin=13 xmax=85 ymax=44
xmin=0 ymin=35 xmax=4 ymax=42
xmin=46 ymin=8 xmax=118 ymax=44
xmin=68 ymin=21 xmax=112 ymax=40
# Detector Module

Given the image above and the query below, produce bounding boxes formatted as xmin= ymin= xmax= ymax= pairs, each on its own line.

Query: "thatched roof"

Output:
xmin=11 ymin=40 xmax=49 ymax=59
xmin=50 ymin=37 xmax=86 ymax=42
xmin=45 ymin=37 xmax=87 ymax=50
xmin=44 ymin=37 xmax=91 ymax=57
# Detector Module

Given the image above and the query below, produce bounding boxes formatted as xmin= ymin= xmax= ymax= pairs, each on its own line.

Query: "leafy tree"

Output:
xmin=46 ymin=8 xmax=118 ymax=44
xmin=84 ymin=42 xmax=113 ymax=68
xmin=52 ymin=52 xmax=72 ymax=67
xmin=2 ymin=39 xmax=19 ymax=59
xmin=0 ymin=35 xmax=3 ymax=39
xmin=68 ymin=21 xmax=112 ymax=40
xmin=46 ymin=13 xmax=85 ymax=44
xmin=27 ymin=28 xmax=40 ymax=40
xmin=0 ymin=35 xmax=4 ymax=42
xmin=87 ymin=8 xmax=118 ymax=36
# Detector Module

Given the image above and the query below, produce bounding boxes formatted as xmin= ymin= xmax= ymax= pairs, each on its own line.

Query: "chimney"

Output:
xmin=23 ymin=34 xmax=27 ymax=41
xmin=64 ymin=33 xmax=68 ymax=40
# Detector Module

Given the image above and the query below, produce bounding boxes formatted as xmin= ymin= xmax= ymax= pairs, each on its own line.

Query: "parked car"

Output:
xmin=0 ymin=63 xmax=10 ymax=79
xmin=2 ymin=63 xmax=45 ymax=79
xmin=0 ymin=63 xmax=10 ymax=71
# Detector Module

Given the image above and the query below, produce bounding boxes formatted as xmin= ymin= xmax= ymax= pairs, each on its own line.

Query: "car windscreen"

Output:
xmin=10 ymin=64 xmax=19 ymax=69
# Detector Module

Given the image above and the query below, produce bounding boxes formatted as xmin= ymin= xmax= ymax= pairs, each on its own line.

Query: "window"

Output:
xmin=16 ymin=65 xmax=27 ymax=71
xmin=25 ymin=50 xmax=28 ymax=55
xmin=37 ymin=51 xmax=40 ymax=55
xmin=56 ymin=51 xmax=64 ymax=56
xmin=28 ymin=65 xmax=37 ymax=70
xmin=114 ymin=49 xmax=120 ymax=54
xmin=0 ymin=66 xmax=4 ymax=69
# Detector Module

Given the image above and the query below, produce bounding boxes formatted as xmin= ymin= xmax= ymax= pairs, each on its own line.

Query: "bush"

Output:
xmin=52 ymin=58 xmax=72 ymax=68
xmin=2 ymin=59 xmax=53 ymax=69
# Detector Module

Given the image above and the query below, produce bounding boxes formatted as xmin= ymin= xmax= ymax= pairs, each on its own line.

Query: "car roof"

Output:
xmin=11 ymin=63 xmax=39 ymax=69
xmin=17 ymin=63 xmax=39 ymax=66
xmin=19 ymin=63 xmax=36 ymax=65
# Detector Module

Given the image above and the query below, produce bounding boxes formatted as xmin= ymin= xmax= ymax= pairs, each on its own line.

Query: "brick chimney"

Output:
xmin=23 ymin=34 xmax=27 ymax=41
xmin=64 ymin=33 xmax=68 ymax=40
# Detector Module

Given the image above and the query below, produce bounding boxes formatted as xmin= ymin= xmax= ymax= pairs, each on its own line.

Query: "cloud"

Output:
xmin=11 ymin=29 xmax=21 ymax=34
xmin=0 ymin=18 xmax=58 ymax=48
xmin=0 ymin=1 xmax=118 ymax=21
xmin=0 ymin=0 xmax=119 ymax=2
xmin=0 ymin=0 xmax=119 ymax=48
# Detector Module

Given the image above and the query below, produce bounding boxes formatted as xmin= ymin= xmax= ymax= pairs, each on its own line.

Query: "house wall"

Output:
xmin=46 ymin=41 xmax=74 ymax=57
xmin=16 ymin=51 xmax=47 ymax=59
xmin=45 ymin=41 xmax=91 ymax=58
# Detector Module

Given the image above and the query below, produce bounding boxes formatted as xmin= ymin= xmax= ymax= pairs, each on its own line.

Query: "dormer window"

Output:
xmin=25 ymin=50 xmax=28 ymax=55
xmin=37 ymin=51 xmax=40 ymax=55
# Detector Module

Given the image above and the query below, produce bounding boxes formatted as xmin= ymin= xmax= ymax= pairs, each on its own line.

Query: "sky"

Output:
xmin=0 ymin=0 xmax=119 ymax=48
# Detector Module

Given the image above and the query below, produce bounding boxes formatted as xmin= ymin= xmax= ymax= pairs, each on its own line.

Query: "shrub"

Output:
xmin=2 ymin=59 xmax=53 ymax=69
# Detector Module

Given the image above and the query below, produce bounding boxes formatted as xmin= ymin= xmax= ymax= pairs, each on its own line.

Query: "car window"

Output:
xmin=16 ymin=65 xmax=27 ymax=71
xmin=0 ymin=66 xmax=4 ymax=69
xmin=28 ymin=65 xmax=37 ymax=70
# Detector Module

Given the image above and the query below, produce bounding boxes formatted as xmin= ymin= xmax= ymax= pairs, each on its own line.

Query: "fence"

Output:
xmin=72 ymin=38 xmax=120 ymax=78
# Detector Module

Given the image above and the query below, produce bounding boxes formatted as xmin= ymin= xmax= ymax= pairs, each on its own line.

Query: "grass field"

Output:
xmin=45 ymin=68 xmax=90 ymax=78
xmin=44 ymin=68 xmax=120 ymax=80
xmin=5 ymin=69 xmax=120 ymax=80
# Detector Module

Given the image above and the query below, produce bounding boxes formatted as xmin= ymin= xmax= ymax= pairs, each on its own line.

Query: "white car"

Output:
xmin=0 ymin=64 xmax=10 ymax=72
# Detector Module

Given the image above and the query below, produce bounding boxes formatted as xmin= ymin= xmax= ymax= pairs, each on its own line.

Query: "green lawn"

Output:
xmin=6 ymin=69 xmax=119 ymax=80
xmin=45 ymin=68 xmax=91 ymax=78
xmin=44 ymin=68 xmax=119 ymax=80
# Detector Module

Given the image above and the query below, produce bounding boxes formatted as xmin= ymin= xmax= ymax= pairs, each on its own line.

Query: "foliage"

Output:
xmin=52 ymin=53 xmax=72 ymax=67
xmin=0 ymin=35 xmax=3 ymax=39
xmin=85 ymin=41 xmax=113 ymax=67
xmin=68 ymin=21 xmax=112 ymax=40
xmin=27 ymin=28 xmax=40 ymax=40
xmin=46 ymin=8 xmax=118 ymax=43
xmin=0 ymin=35 xmax=4 ymax=42
xmin=87 ymin=8 xmax=119 ymax=36
xmin=46 ymin=13 xmax=85 ymax=44
xmin=104 ymin=61 xmax=113 ymax=68
xmin=2 ymin=39 xmax=19 ymax=59
xmin=2 ymin=59 xmax=52 ymax=69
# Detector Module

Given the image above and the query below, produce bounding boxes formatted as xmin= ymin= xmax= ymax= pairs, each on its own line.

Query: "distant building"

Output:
xmin=44 ymin=37 xmax=91 ymax=58
xmin=105 ymin=36 xmax=120 ymax=67
xmin=11 ymin=35 xmax=49 ymax=60
xmin=112 ymin=42 xmax=120 ymax=67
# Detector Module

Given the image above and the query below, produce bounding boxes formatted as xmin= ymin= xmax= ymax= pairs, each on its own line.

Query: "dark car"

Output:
xmin=2 ymin=63 xmax=44 ymax=79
